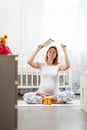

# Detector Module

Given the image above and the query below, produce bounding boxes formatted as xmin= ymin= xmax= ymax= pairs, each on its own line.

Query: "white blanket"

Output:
xmin=17 ymin=100 xmax=80 ymax=107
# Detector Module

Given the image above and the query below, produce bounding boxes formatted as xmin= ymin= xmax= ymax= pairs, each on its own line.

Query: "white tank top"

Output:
xmin=37 ymin=63 xmax=60 ymax=95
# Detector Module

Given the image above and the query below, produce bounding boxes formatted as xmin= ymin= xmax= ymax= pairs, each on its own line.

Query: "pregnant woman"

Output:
xmin=23 ymin=39 xmax=75 ymax=104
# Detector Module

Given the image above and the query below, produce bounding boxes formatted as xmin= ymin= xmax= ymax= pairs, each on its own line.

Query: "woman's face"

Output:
xmin=47 ymin=48 xmax=57 ymax=60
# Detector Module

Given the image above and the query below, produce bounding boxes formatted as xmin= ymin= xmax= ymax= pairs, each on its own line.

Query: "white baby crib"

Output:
xmin=16 ymin=50 xmax=72 ymax=92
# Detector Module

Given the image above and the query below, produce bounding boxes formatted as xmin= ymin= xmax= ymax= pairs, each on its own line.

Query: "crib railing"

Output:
xmin=18 ymin=65 xmax=72 ymax=90
xmin=18 ymin=65 xmax=40 ymax=89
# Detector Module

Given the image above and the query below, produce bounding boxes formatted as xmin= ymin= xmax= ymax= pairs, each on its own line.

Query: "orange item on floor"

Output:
xmin=42 ymin=97 xmax=51 ymax=105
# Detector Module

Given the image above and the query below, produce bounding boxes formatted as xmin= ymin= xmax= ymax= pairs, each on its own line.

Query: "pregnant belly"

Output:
xmin=39 ymin=82 xmax=56 ymax=95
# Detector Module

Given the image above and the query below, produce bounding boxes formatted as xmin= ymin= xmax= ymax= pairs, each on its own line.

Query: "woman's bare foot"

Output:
xmin=36 ymin=92 xmax=45 ymax=98
xmin=51 ymin=100 xmax=65 ymax=104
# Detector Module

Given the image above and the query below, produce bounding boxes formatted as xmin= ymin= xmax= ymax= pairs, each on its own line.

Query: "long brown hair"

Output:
xmin=45 ymin=46 xmax=59 ymax=65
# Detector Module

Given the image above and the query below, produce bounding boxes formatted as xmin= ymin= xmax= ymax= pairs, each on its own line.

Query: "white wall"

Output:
xmin=78 ymin=0 xmax=87 ymax=53
xmin=41 ymin=0 xmax=79 ymax=45
xmin=23 ymin=0 xmax=79 ymax=53
xmin=0 ymin=0 xmax=86 ymax=53
xmin=0 ymin=0 xmax=22 ymax=50
xmin=72 ymin=0 xmax=87 ymax=90
xmin=79 ymin=0 xmax=87 ymax=74
xmin=22 ymin=0 xmax=43 ymax=53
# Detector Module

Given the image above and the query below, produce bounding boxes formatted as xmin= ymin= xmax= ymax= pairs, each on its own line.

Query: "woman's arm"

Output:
xmin=28 ymin=39 xmax=53 ymax=68
xmin=27 ymin=45 xmax=43 ymax=69
xmin=59 ymin=44 xmax=70 ymax=71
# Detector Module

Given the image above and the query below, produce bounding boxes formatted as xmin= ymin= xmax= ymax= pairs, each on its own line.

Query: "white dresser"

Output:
xmin=80 ymin=73 xmax=87 ymax=112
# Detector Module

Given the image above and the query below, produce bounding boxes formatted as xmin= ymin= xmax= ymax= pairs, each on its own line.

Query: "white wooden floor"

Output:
xmin=18 ymin=101 xmax=87 ymax=130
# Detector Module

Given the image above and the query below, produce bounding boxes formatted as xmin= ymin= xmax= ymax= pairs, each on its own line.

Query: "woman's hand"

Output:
xmin=60 ymin=44 xmax=67 ymax=51
xmin=59 ymin=43 xmax=70 ymax=71
xmin=37 ymin=44 xmax=44 ymax=51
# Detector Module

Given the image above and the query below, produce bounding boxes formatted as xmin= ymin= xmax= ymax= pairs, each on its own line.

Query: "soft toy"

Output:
xmin=0 ymin=35 xmax=12 ymax=54
xmin=42 ymin=97 xmax=52 ymax=105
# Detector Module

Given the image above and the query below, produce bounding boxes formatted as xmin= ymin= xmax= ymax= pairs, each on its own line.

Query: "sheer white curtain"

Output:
xmin=21 ymin=0 xmax=43 ymax=55
xmin=22 ymin=0 xmax=79 ymax=53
